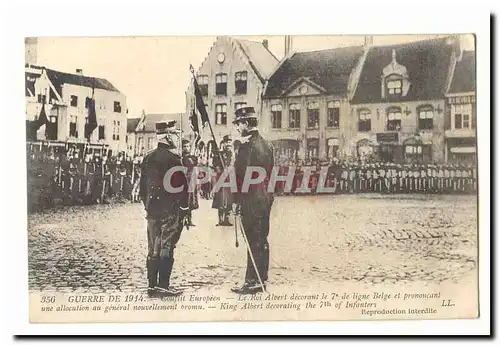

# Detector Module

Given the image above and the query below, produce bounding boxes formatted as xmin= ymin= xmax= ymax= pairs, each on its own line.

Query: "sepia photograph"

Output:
xmin=22 ymin=32 xmax=482 ymax=324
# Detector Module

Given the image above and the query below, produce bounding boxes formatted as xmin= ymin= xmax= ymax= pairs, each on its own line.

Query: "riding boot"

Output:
xmin=217 ymin=209 xmax=224 ymax=226
xmin=158 ymin=257 xmax=174 ymax=289
xmin=261 ymin=244 xmax=270 ymax=282
xmin=146 ymin=257 xmax=159 ymax=289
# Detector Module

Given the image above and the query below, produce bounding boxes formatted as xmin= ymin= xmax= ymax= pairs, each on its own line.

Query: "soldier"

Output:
xmin=438 ymin=164 xmax=444 ymax=193
xmin=450 ymin=164 xmax=457 ymax=193
xmin=231 ymin=106 xmax=274 ymax=294
xmin=365 ymin=164 xmax=372 ymax=192
xmin=181 ymin=139 xmax=199 ymax=227
xmin=212 ymin=135 xmax=234 ymax=226
xmin=139 ymin=121 xmax=189 ymax=296
xmin=340 ymin=164 xmax=348 ymax=193
xmin=420 ymin=164 xmax=427 ymax=193
xmin=348 ymin=163 xmax=356 ymax=193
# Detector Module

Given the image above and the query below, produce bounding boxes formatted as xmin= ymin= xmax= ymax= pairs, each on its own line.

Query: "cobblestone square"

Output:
xmin=28 ymin=194 xmax=478 ymax=294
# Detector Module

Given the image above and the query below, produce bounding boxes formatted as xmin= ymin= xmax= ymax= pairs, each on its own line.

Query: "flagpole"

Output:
xmin=189 ymin=64 xmax=266 ymax=293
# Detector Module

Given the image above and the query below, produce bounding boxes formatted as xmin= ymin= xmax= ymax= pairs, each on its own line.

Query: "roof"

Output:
xmin=45 ymin=68 xmax=120 ymax=94
xmin=352 ymin=37 xmax=455 ymax=104
xmin=25 ymin=65 xmax=120 ymax=94
xmin=234 ymin=39 xmax=279 ymax=82
xmin=448 ymin=51 xmax=475 ymax=94
xmin=137 ymin=113 xmax=183 ymax=133
xmin=127 ymin=118 xmax=141 ymax=132
xmin=264 ymin=45 xmax=365 ymax=98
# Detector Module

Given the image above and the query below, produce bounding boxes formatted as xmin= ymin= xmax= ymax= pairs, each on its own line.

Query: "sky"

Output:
xmin=34 ymin=34 xmax=475 ymax=117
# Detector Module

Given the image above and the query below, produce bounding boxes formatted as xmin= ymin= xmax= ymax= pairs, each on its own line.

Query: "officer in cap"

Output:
xmin=139 ymin=121 xmax=189 ymax=296
xmin=212 ymin=134 xmax=234 ymax=226
xmin=231 ymin=106 xmax=274 ymax=294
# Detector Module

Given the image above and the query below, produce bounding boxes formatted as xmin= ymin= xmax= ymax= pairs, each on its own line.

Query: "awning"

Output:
xmin=450 ymin=147 xmax=476 ymax=153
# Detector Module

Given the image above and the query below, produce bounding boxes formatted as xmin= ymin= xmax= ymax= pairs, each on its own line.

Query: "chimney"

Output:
xmin=284 ymin=35 xmax=293 ymax=57
xmin=76 ymin=69 xmax=83 ymax=76
xmin=25 ymin=37 xmax=38 ymax=65
xmin=364 ymin=35 xmax=373 ymax=48
xmin=262 ymin=39 xmax=269 ymax=49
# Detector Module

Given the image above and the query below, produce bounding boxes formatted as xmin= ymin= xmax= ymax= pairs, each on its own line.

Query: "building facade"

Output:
xmin=444 ymin=50 xmax=476 ymax=164
xmin=126 ymin=112 xmax=184 ymax=157
xmin=25 ymin=65 xmax=127 ymax=154
xmin=349 ymin=36 xmax=464 ymax=164
xmin=262 ymin=45 xmax=367 ymax=162
xmin=185 ymin=36 xmax=279 ymax=148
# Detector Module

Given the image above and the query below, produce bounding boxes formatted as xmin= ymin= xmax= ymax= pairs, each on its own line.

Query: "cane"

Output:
xmin=234 ymin=211 xmax=239 ymax=248
xmin=236 ymin=214 xmax=266 ymax=293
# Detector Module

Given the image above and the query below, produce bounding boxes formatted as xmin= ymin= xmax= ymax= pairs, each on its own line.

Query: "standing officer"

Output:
xmin=232 ymin=106 xmax=274 ymax=294
xmin=212 ymin=134 xmax=234 ymax=226
xmin=139 ymin=121 xmax=189 ymax=296
xmin=181 ymin=139 xmax=199 ymax=227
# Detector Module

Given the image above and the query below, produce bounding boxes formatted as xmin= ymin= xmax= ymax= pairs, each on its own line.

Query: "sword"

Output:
xmin=235 ymin=214 xmax=266 ymax=293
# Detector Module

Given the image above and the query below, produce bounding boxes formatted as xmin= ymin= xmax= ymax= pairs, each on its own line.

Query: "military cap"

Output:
xmin=232 ymin=106 xmax=257 ymax=124
xmin=181 ymin=139 xmax=190 ymax=145
xmin=222 ymin=134 xmax=232 ymax=143
xmin=155 ymin=120 xmax=179 ymax=134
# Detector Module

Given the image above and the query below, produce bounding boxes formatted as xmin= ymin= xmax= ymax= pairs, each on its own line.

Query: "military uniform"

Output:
xmin=212 ymin=135 xmax=234 ymax=226
xmin=232 ymin=107 xmax=274 ymax=294
xmin=139 ymin=121 xmax=188 ymax=296
xmin=182 ymin=143 xmax=199 ymax=227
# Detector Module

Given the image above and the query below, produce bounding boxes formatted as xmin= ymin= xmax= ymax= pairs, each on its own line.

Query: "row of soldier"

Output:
xmin=277 ymin=162 xmax=478 ymax=195
xmin=26 ymin=143 xmax=477 ymax=212
xmin=27 ymin=146 xmax=142 ymax=208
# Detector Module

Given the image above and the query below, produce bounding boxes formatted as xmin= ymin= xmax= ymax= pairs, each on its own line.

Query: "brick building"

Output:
xmin=444 ymin=50 xmax=476 ymax=164
xmin=262 ymin=44 xmax=367 ymax=161
xmin=349 ymin=36 xmax=464 ymax=164
xmin=25 ymin=64 xmax=127 ymax=154
xmin=185 ymin=36 xmax=279 ymax=150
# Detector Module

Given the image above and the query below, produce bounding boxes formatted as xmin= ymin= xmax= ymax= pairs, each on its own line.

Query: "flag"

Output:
xmin=189 ymin=109 xmax=201 ymax=149
xmin=191 ymin=68 xmax=210 ymax=127
xmin=85 ymin=78 xmax=98 ymax=140
xmin=34 ymin=99 xmax=48 ymax=131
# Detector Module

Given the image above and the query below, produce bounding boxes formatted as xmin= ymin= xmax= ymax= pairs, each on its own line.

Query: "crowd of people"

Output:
xmin=26 ymin=143 xmax=477 ymax=213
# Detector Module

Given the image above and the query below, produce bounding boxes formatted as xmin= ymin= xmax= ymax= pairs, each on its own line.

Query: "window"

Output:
xmin=358 ymin=109 xmax=371 ymax=131
xmin=148 ymin=137 xmax=154 ymax=149
xmin=37 ymin=94 xmax=46 ymax=103
xmin=215 ymin=73 xmax=227 ymax=95
xmin=271 ymin=104 xmax=282 ymax=129
xmin=235 ymin=102 xmax=247 ymax=111
xmin=326 ymin=139 xmax=339 ymax=159
xmin=70 ymin=95 xmax=78 ymax=107
xmin=198 ymin=75 xmax=209 ymax=96
xmin=386 ymin=107 xmax=402 ymax=131
xmin=418 ymin=107 xmax=434 ymax=130
xmin=405 ymin=145 xmax=422 ymax=155
xmin=113 ymin=121 xmax=120 ymax=141
xmin=289 ymin=103 xmax=301 ymax=129
xmin=307 ymin=102 xmax=320 ymax=128
xmin=215 ymin=104 xmax=227 ymax=125
xmin=98 ymin=125 xmax=105 ymax=140
xmin=138 ymin=137 xmax=144 ymax=152
xmin=235 ymin=71 xmax=248 ymax=94
xmin=327 ymin=101 xmax=340 ymax=128
xmin=453 ymin=104 xmax=473 ymax=129
xmin=69 ymin=115 xmax=78 ymax=138
xmin=386 ymin=78 xmax=402 ymax=95
xmin=114 ymin=101 xmax=122 ymax=113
